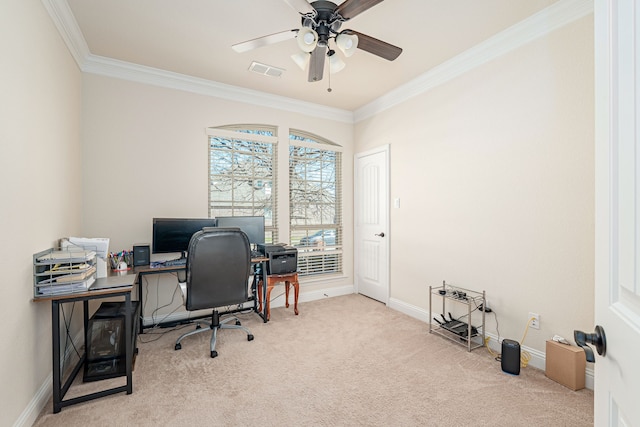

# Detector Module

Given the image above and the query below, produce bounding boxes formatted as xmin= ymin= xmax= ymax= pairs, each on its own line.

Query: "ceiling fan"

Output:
xmin=231 ymin=0 xmax=402 ymax=83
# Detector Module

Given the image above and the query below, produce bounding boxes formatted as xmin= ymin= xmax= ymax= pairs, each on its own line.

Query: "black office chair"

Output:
xmin=174 ymin=228 xmax=254 ymax=358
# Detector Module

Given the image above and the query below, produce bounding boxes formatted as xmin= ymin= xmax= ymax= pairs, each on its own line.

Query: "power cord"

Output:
xmin=518 ymin=317 xmax=534 ymax=368
xmin=137 ymin=322 xmax=193 ymax=343
xmin=485 ymin=313 xmax=534 ymax=368
xmin=149 ymin=280 xmax=182 ymax=327
xmin=484 ymin=310 xmax=501 ymax=360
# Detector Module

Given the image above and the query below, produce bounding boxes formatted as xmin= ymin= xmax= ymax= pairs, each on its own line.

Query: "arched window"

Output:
xmin=289 ymin=129 xmax=342 ymax=276
xmin=207 ymin=124 xmax=278 ymax=243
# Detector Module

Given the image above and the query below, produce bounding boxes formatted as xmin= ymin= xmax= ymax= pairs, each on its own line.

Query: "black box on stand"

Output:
xmin=84 ymin=301 xmax=140 ymax=382
xmin=267 ymin=249 xmax=298 ymax=275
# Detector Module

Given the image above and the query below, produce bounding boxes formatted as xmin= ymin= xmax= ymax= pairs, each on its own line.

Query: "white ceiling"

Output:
xmin=65 ymin=0 xmax=560 ymax=112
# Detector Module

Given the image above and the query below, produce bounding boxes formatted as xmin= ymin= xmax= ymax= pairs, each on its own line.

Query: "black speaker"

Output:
xmin=501 ymin=339 xmax=521 ymax=375
xmin=133 ymin=244 xmax=150 ymax=267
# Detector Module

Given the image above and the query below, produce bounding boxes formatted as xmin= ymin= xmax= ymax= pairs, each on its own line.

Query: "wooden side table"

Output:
xmin=258 ymin=273 xmax=299 ymax=320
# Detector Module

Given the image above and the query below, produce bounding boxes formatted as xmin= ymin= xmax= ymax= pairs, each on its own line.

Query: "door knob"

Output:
xmin=375 ymin=232 xmax=385 ymax=237
xmin=574 ymin=325 xmax=606 ymax=363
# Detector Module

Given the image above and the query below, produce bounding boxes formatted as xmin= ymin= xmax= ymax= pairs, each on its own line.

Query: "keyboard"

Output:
xmin=163 ymin=258 xmax=187 ymax=267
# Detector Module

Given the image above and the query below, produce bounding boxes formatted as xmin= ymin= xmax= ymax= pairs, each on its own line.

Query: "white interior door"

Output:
xmin=354 ymin=146 xmax=389 ymax=303
xmin=594 ymin=1 xmax=640 ymax=425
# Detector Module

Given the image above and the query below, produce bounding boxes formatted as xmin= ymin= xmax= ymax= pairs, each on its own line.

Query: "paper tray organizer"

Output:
xmin=33 ymin=247 xmax=98 ymax=298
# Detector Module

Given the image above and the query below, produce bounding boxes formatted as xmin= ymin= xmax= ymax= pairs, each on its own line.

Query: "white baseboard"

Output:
xmin=141 ymin=284 xmax=356 ymax=327
xmin=388 ymin=297 xmax=594 ymax=390
xmin=15 ymin=329 xmax=84 ymax=427
xmin=268 ymin=284 xmax=355 ymax=307
xmin=13 ymin=374 xmax=52 ymax=427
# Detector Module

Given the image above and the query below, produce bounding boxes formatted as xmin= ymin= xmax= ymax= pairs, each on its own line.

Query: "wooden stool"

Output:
xmin=258 ymin=273 xmax=299 ymax=321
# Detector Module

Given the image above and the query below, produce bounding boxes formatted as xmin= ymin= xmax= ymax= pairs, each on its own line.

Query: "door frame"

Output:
xmin=354 ymin=144 xmax=390 ymax=304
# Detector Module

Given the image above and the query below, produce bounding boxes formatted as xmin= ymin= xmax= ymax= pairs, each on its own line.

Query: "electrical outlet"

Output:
xmin=529 ymin=312 xmax=540 ymax=329
xmin=479 ymin=299 xmax=492 ymax=312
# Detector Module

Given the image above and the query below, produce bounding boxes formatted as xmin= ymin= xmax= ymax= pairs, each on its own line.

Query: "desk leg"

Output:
xmin=251 ymin=267 xmax=259 ymax=314
xmin=261 ymin=261 xmax=268 ymax=323
xmin=293 ymin=280 xmax=299 ymax=315
xmin=83 ymin=300 xmax=89 ymax=348
xmin=137 ymin=274 xmax=144 ymax=334
xmin=51 ymin=300 xmax=87 ymax=413
xmin=125 ymin=293 xmax=133 ymax=394
xmin=51 ymin=301 xmax=61 ymax=414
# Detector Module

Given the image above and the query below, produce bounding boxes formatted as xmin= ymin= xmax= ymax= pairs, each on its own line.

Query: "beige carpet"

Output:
xmin=34 ymin=294 xmax=593 ymax=426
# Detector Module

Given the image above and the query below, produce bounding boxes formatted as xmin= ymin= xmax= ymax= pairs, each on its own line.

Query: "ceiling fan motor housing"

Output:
xmin=305 ymin=1 xmax=344 ymax=46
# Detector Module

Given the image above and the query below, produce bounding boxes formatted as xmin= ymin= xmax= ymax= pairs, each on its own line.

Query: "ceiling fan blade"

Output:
xmin=232 ymin=29 xmax=298 ymax=53
xmin=335 ymin=0 xmax=384 ymax=20
xmin=283 ymin=0 xmax=316 ymax=17
xmin=308 ymin=45 xmax=327 ymax=82
xmin=344 ymin=30 xmax=402 ymax=61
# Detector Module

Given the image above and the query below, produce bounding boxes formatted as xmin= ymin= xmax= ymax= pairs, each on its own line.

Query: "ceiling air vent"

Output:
xmin=249 ymin=61 xmax=285 ymax=78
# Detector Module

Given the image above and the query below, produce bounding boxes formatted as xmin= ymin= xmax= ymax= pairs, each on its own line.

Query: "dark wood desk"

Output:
xmin=133 ymin=256 xmax=269 ymax=332
xmin=35 ymin=280 xmax=135 ymax=413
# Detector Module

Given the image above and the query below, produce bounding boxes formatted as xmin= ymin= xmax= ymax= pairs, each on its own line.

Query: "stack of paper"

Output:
xmin=37 ymin=250 xmax=96 ymax=263
xmin=34 ymin=249 xmax=98 ymax=296
xmin=63 ymin=237 xmax=110 ymax=258
xmin=36 ymin=277 xmax=96 ymax=296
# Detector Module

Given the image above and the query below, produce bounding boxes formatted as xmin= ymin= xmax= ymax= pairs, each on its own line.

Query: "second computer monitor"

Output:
xmin=215 ymin=216 xmax=265 ymax=245
xmin=152 ymin=217 xmax=217 ymax=254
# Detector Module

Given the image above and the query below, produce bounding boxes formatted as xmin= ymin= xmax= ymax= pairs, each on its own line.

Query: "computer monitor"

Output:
xmin=215 ymin=216 xmax=265 ymax=245
xmin=152 ymin=218 xmax=217 ymax=255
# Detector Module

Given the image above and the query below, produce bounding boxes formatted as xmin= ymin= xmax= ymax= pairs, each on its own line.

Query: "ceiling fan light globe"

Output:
xmin=297 ymin=27 xmax=318 ymax=53
xmin=329 ymin=54 xmax=346 ymax=74
xmin=336 ymin=33 xmax=358 ymax=57
xmin=291 ymin=52 xmax=310 ymax=70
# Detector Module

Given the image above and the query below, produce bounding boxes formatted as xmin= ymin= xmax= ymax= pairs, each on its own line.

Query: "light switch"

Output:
xmin=394 ymin=198 xmax=400 ymax=208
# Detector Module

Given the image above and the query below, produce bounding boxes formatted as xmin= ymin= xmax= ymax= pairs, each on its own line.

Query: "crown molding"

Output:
xmin=81 ymin=54 xmax=354 ymax=123
xmin=41 ymin=0 xmax=89 ymax=66
xmin=43 ymin=0 xmax=591 ymax=125
xmin=354 ymin=0 xmax=594 ymax=122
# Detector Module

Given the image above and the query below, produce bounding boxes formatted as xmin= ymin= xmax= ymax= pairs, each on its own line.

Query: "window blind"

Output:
xmin=289 ymin=129 xmax=343 ymax=276
xmin=207 ymin=125 xmax=278 ymax=244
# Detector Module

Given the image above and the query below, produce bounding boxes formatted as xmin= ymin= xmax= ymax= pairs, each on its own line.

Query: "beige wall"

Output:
xmin=5 ymin=2 xmax=594 ymax=423
xmin=1 ymin=0 xmax=83 ymax=425
xmin=355 ymin=16 xmax=594 ymax=352
xmin=79 ymin=74 xmax=355 ymax=319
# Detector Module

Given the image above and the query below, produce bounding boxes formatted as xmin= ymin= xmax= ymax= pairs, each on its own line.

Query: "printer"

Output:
xmin=257 ymin=243 xmax=298 ymax=275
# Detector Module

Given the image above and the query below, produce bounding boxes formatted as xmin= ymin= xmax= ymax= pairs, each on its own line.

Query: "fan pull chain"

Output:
xmin=327 ymin=58 xmax=332 ymax=92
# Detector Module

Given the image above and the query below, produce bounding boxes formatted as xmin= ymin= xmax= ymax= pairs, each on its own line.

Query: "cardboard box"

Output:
xmin=545 ymin=340 xmax=586 ymax=390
